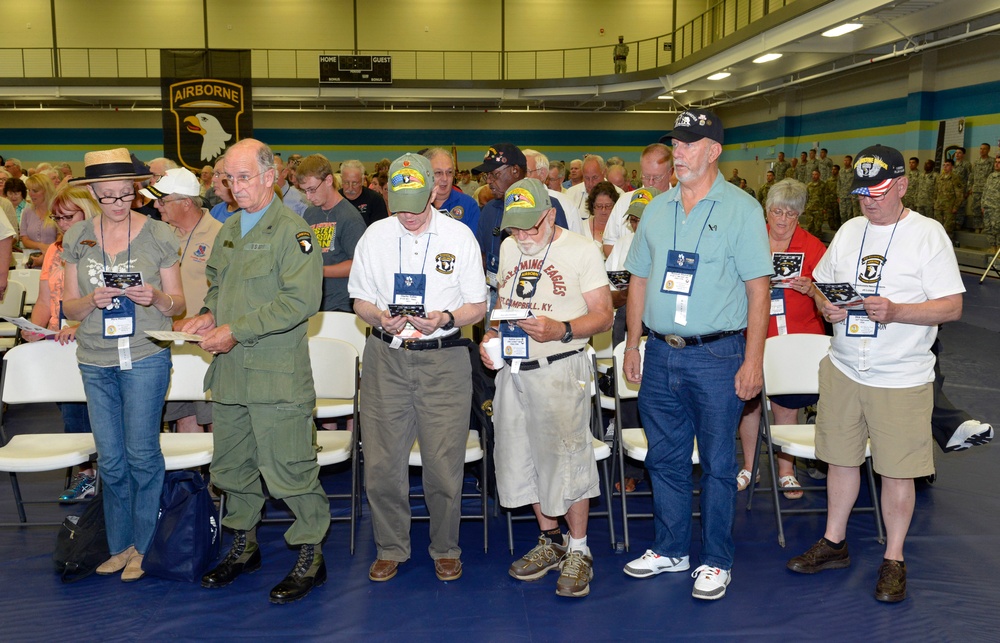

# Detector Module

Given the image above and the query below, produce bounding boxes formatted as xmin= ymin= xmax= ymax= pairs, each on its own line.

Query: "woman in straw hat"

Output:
xmin=60 ymin=147 xmax=186 ymax=582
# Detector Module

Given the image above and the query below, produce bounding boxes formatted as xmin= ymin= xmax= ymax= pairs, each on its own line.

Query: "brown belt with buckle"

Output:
xmin=649 ymin=329 xmax=743 ymax=349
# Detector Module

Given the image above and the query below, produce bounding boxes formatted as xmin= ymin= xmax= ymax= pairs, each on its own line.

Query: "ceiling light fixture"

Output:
xmin=753 ymin=53 xmax=782 ymax=64
xmin=822 ymin=23 xmax=863 ymax=38
xmin=658 ymin=94 xmax=673 ymax=100
xmin=673 ymin=89 xmax=687 ymax=94
xmin=707 ymin=72 xmax=731 ymax=80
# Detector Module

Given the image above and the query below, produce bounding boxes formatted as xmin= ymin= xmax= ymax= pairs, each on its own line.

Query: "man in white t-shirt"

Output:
xmin=480 ymin=178 xmax=612 ymax=599
xmin=787 ymin=145 xmax=965 ymax=604
xmin=602 ymin=143 xmax=674 ymax=258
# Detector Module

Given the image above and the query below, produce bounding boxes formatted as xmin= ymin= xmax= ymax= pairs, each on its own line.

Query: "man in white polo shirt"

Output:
xmin=349 ymin=153 xmax=486 ymax=584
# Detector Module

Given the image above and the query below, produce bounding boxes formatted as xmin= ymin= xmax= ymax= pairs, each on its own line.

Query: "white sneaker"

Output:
xmin=691 ymin=565 xmax=731 ymax=600
xmin=623 ymin=550 xmax=690 ymax=578
xmin=945 ymin=420 xmax=994 ymax=452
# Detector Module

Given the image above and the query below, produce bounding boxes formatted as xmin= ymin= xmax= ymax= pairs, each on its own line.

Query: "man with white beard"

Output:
xmin=480 ymin=178 xmax=612 ymax=598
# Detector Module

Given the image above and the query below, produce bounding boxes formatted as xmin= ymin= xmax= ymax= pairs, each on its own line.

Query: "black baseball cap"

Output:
xmin=850 ymin=145 xmax=906 ymax=197
xmin=472 ymin=143 xmax=527 ymax=175
xmin=659 ymin=109 xmax=724 ymax=146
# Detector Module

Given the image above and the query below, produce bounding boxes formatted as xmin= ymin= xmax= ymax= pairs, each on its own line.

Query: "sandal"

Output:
xmin=736 ymin=468 xmax=759 ymax=492
xmin=614 ymin=477 xmax=638 ymax=493
xmin=779 ymin=475 xmax=803 ymax=499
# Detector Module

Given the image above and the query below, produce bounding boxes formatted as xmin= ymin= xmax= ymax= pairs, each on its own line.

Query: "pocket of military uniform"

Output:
xmin=244 ymin=348 xmax=295 ymax=402
xmin=241 ymin=255 xmax=273 ymax=280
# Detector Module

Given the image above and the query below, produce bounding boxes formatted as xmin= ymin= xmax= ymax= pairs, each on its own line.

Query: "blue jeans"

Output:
xmin=57 ymin=402 xmax=92 ymax=434
xmin=637 ymin=333 xmax=745 ymax=570
xmin=79 ymin=349 xmax=170 ymax=555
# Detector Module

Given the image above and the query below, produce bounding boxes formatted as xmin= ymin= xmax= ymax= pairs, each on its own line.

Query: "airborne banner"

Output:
xmin=160 ymin=50 xmax=253 ymax=172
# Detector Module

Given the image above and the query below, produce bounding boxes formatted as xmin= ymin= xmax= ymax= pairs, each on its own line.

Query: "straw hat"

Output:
xmin=71 ymin=147 xmax=152 ymax=184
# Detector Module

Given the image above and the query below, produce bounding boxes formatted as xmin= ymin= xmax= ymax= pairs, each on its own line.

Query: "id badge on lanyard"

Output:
xmin=103 ymin=296 xmax=136 ymax=338
xmin=500 ymin=320 xmax=530 ymax=360
xmin=486 ymin=253 xmax=500 ymax=289
xmin=393 ymin=272 xmax=426 ymax=307
xmin=770 ymin=288 xmax=788 ymax=335
xmin=845 ymin=308 xmax=878 ymax=338
xmin=662 ymin=249 xmax=699 ymax=326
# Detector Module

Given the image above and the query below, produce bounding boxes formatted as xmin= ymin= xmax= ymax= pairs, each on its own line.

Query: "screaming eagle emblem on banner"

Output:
xmin=167 ymin=78 xmax=245 ymax=171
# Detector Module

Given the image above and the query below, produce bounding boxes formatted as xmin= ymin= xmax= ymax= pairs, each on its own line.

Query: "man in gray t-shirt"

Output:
xmin=296 ymin=154 xmax=366 ymax=312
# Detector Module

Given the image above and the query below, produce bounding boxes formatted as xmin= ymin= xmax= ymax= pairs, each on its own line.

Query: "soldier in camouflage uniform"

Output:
xmin=839 ymin=155 xmax=860 ymax=220
xmin=968 ymin=143 xmax=992 ymax=232
xmin=934 ymin=159 xmax=964 ymax=242
xmin=902 ymin=157 xmax=921 ymax=210
xmin=757 ymin=170 xmax=776 ymax=207
xmin=916 ymin=159 xmax=937 ymax=219
xmin=981 ymin=155 xmax=1000 ymax=251
xmin=825 ymin=165 xmax=841 ymax=230
xmin=772 ymin=153 xmax=790 ymax=182
xmin=817 ymin=148 xmax=833 ymax=181
xmin=786 ymin=158 xmax=798 ymax=180
xmin=952 ymin=147 xmax=972 ymax=229
xmin=803 ymin=170 xmax=825 ymax=235
xmin=795 ymin=153 xmax=809 ymax=183
xmin=804 ymin=149 xmax=819 ymax=182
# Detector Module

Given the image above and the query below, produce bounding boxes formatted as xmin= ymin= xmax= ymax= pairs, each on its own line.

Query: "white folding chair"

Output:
xmin=307 ymin=312 xmax=369 ymax=420
xmin=0 ymin=341 xmax=95 ymax=525
xmin=758 ymin=333 xmax=885 ymax=547
xmin=161 ymin=343 xmax=215 ymax=470
xmin=504 ymin=348 xmax=616 ymax=554
xmin=0 ymin=281 xmax=27 ymax=351
xmin=610 ymin=340 xmax=700 ymax=552
xmin=10 ymin=270 xmax=40 ymax=312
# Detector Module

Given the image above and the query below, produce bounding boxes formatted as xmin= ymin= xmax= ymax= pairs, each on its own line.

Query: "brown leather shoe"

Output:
xmin=434 ymin=557 xmax=462 ymax=581
xmin=787 ymin=539 xmax=850 ymax=574
xmin=874 ymin=559 xmax=907 ymax=603
xmin=368 ymin=559 xmax=400 ymax=582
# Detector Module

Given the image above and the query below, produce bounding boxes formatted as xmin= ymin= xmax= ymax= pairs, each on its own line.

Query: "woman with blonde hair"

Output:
xmin=21 ymin=173 xmax=59 ymax=266
xmin=22 ymin=184 xmax=103 ymax=501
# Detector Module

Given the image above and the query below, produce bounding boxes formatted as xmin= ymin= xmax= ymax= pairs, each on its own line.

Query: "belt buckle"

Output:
xmin=665 ymin=334 xmax=686 ymax=349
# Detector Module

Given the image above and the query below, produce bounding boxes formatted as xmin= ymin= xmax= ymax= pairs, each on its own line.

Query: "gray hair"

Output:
xmin=422 ymin=148 xmax=453 ymax=167
xmin=341 ymin=160 xmax=366 ymax=175
xmin=148 ymin=157 xmax=179 ymax=170
xmin=583 ymin=154 xmax=606 ymax=173
xmin=522 ymin=149 xmax=550 ymax=171
xmin=766 ymin=178 xmax=807 ymax=214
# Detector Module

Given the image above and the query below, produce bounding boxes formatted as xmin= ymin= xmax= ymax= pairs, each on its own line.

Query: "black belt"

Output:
xmin=506 ymin=348 xmax=584 ymax=371
xmin=614 ymin=56 xmax=627 ymax=60
xmin=372 ymin=328 xmax=469 ymax=351
xmin=649 ymin=329 xmax=743 ymax=349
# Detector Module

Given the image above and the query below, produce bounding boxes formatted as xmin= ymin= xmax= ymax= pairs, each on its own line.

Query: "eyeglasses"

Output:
xmin=768 ymin=208 xmax=800 ymax=219
xmin=95 ymin=192 xmax=136 ymax=205
xmin=51 ymin=213 xmax=81 ymax=222
xmin=484 ymin=166 xmax=511 ymax=183
xmin=592 ymin=202 xmax=615 ymax=213
xmin=301 ymin=181 xmax=327 ymax=196
xmin=221 ymin=171 xmax=267 ymax=189
xmin=857 ymin=180 xmax=897 ymax=202
xmin=641 ymin=173 xmax=667 ymax=184
xmin=155 ymin=197 xmax=186 ymax=206
xmin=341 ymin=180 xmax=363 ymax=188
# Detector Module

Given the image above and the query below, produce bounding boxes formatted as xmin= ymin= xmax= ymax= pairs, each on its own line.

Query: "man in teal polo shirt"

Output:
xmin=620 ymin=109 xmax=772 ymax=600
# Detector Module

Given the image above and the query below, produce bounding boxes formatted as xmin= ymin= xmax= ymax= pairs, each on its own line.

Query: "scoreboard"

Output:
xmin=319 ymin=55 xmax=392 ymax=85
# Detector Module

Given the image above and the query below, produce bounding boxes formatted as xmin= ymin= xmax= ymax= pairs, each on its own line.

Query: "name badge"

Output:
xmin=661 ymin=250 xmax=699 ymax=295
xmin=393 ymin=272 xmax=427 ymax=306
xmin=102 ymin=296 xmax=136 ymax=338
xmin=500 ymin=322 xmax=530 ymax=360
xmin=845 ymin=309 xmax=878 ymax=337
xmin=769 ymin=288 xmax=785 ymax=316
xmin=486 ymin=253 xmax=500 ymax=289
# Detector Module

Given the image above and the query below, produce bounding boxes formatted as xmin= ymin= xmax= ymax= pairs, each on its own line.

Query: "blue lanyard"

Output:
xmin=853 ymin=206 xmax=903 ymax=296
xmin=398 ymin=232 xmax=433 ymax=276
xmin=672 ymin=200 xmax=715 ymax=253
xmin=99 ymin=213 xmax=131 ymax=274
xmin=506 ymin=225 xmax=555 ymax=311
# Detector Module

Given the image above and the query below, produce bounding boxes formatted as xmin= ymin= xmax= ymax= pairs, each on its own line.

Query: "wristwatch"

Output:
xmin=560 ymin=321 xmax=574 ymax=343
xmin=442 ymin=310 xmax=456 ymax=331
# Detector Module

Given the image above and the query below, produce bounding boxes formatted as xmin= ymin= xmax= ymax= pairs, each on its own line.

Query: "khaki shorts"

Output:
xmin=815 ymin=356 xmax=934 ymax=478
xmin=493 ymin=352 xmax=600 ymax=517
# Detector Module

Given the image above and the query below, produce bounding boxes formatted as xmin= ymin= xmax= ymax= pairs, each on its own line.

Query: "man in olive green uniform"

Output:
xmin=968 ymin=144 xmax=992 ymax=232
xmin=934 ymin=159 xmax=965 ymax=243
xmin=614 ymin=36 xmax=629 ymax=74
xmin=817 ymin=148 xmax=833 ymax=181
xmin=840 ymin=155 xmax=860 ymax=220
xmin=804 ymin=149 xmax=820 ymax=181
xmin=803 ymin=170 xmax=825 ymax=235
xmin=795 ymin=152 xmax=809 ymax=183
xmin=772 ymin=153 xmax=790 ymax=182
xmin=824 ymin=165 xmax=840 ymax=230
xmin=916 ymin=159 xmax=937 ymax=219
xmin=757 ymin=170 xmax=775 ymax=207
xmin=785 ymin=158 xmax=798 ymax=180
xmin=185 ymin=138 xmax=329 ymax=605
xmin=902 ymin=157 xmax=921 ymax=210
xmin=981 ymin=155 xmax=1000 ymax=252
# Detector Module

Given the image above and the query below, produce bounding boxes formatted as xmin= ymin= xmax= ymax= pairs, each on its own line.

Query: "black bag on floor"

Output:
xmin=142 ymin=470 xmax=220 ymax=582
xmin=53 ymin=492 xmax=109 ymax=583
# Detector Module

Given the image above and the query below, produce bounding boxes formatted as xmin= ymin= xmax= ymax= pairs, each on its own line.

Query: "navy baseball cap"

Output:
xmin=659 ymin=109 xmax=724 ymax=146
